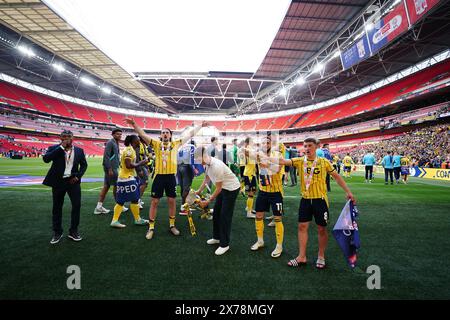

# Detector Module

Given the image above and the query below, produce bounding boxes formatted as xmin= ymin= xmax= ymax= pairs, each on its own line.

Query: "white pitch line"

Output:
xmin=87 ymin=186 xmax=103 ymax=191
xmin=1 ymin=186 xmax=103 ymax=192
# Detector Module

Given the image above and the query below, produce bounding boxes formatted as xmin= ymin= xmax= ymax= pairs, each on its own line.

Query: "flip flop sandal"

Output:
xmin=316 ymin=258 xmax=326 ymax=269
xmin=287 ymin=259 xmax=307 ymax=267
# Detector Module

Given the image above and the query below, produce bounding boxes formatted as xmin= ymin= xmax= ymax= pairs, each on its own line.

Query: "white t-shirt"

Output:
xmin=205 ymin=157 xmax=240 ymax=191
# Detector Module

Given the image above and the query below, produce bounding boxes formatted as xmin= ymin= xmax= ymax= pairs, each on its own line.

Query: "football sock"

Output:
xmin=255 ymin=218 xmax=264 ymax=242
xmin=169 ymin=216 xmax=175 ymax=228
xmin=274 ymin=218 xmax=284 ymax=246
xmin=130 ymin=203 xmax=141 ymax=221
xmin=149 ymin=219 xmax=155 ymax=230
xmin=96 ymin=202 xmax=103 ymax=209
xmin=112 ymin=204 xmax=123 ymax=222
xmin=246 ymin=196 xmax=254 ymax=213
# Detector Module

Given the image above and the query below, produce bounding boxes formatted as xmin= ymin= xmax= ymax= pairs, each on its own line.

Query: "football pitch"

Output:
xmin=0 ymin=157 xmax=449 ymax=300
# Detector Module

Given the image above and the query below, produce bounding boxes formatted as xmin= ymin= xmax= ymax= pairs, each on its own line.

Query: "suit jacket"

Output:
xmin=42 ymin=144 xmax=88 ymax=188
xmin=102 ymin=138 xmax=120 ymax=170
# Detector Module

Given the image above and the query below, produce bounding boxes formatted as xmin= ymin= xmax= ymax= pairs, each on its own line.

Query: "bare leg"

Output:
xmin=98 ymin=184 xmax=110 ymax=203
xmin=140 ymin=183 xmax=147 ymax=197
xmin=149 ymin=198 xmax=160 ymax=221
xmin=297 ymin=222 xmax=309 ymax=262
xmin=317 ymin=225 xmax=328 ymax=260
xmin=168 ymin=197 xmax=176 ymax=218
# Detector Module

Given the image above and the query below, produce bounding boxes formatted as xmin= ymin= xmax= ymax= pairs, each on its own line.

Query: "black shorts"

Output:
xmin=344 ymin=166 xmax=352 ymax=172
xmin=255 ymin=191 xmax=283 ymax=216
xmin=240 ymin=166 xmax=245 ymax=178
xmin=244 ymin=176 xmax=257 ymax=193
xmin=298 ymin=198 xmax=329 ymax=226
xmin=151 ymin=174 xmax=177 ymax=198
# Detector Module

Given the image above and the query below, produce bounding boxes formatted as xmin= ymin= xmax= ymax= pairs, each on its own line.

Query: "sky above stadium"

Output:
xmin=43 ymin=0 xmax=291 ymax=74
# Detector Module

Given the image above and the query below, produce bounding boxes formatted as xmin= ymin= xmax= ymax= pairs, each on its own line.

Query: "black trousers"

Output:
xmin=333 ymin=164 xmax=341 ymax=174
xmin=289 ymin=166 xmax=297 ymax=185
xmin=52 ymin=182 xmax=81 ymax=234
xmin=384 ymin=169 xmax=394 ymax=184
xmin=177 ymin=164 xmax=193 ymax=200
xmin=212 ymin=188 xmax=239 ymax=247
xmin=394 ymin=167 xmax=401 ymax=181
xmin=365 ymin=165 xmax=373 ymax=180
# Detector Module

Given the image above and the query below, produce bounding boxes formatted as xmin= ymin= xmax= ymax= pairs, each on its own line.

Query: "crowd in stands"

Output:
xmin=0 ymin=133 xmax=46 ymax=157
xmin=348 ymin=124 xmax=450 ymax=168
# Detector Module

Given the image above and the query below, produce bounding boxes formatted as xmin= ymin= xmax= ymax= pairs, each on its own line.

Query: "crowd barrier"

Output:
xmin=354 ymin=165 xmax=450 ymax=181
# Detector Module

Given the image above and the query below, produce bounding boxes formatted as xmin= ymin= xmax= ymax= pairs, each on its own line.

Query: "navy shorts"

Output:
xmin=116 ymin=178 xmax=140 ymax=204
xmin=244 ymin=176 xmax=257 ymax=193
xmin=240 ymin=166 xmax=245 ymax=178
xmin=255 ymin=191 xmax=283 ymax=216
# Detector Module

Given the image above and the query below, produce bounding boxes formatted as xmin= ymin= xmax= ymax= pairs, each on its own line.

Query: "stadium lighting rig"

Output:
xmin=296 ymin=77 xmax=306 ymax=86
xmin=51 ymin=63 xmax=66 ymax=73
xmin=4 ymin=35 xmax=142 ymax=108
xmin=312 ymin=62 xmax=325 ymax=74
xmin=16 ymin=45 xmax=35 ymax=57
xmin=236 ymin=0 xmax=408 ymax=115
xmin=101 ymin=86 xmax=112 ymax=95
xmin=80 ymin=76 xmax=96 ymax=87
xmin=278 ymin=87 xmax=287 ymax=97
xmin=332 ymin=50 xmax=341 ymax=59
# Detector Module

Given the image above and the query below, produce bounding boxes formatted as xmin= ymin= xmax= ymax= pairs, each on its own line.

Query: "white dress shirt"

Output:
xmin=61 ymin=146 xmax=75 ymax=178
xmin=205 ymin=157 xmax=240 ymax=191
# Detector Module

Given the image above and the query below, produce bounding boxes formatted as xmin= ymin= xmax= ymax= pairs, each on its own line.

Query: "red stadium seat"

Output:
xmin=1 ymin=58 xmax=449 ymax=132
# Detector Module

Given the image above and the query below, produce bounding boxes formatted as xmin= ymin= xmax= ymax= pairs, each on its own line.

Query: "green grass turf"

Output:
xmin=0 ymin=157 xmax=449 ymax=299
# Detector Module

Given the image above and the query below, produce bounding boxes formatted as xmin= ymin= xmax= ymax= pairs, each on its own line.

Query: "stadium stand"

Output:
xmin=2 ymin=101 xmax=447 ymax=159
xmin=1 ymin=58 xmax=449 ymax=133
xmin=345 ymin=124 xmax=450 ymax=168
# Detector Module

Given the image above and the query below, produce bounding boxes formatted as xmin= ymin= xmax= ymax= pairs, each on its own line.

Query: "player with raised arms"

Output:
xmin=124 ymin=118 xmax=207 ymax=239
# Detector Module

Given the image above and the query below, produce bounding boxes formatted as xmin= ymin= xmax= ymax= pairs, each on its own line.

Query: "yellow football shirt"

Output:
xmin=333 ymin=155 xmax=339 ymax=165
xmin=291 ymin=157 xmax=335 ymax=200
xmin=149 ymin=139 xmax=182 ymax=175
xmin=139 ymin=142 xmax=150 ymax=165
xmin=277 ymin=143 xmax=286 ymax=175
xmin=258 ymin=149 xmax=284 ymax=194
xmin=119 ymin=146 xmax=137 ymax=179
xmin=243 ymin=147 xmax=257 ymax=177
xmin=400 ymin=156 xmax=410 ymax=166
xmin=343 ymin=156 xmax=353 ymax=166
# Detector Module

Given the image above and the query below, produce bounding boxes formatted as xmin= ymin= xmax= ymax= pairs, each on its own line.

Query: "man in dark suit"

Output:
xmin=43 ymin=130 xmax=88 ymax=244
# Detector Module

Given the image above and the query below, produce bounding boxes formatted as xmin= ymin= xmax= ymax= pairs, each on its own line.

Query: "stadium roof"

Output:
xmin=137 ymin=0 xmax=450 ymax=115
xmin=0 ymin=0 xmax=174 ymax=114
xmin=137 ymin=0 xmax=371 ymax=114
xmin=0 ymin=0 xmax=449 ymax=117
